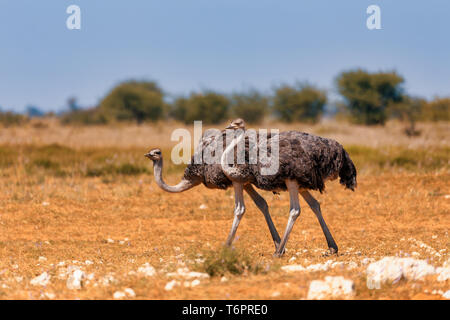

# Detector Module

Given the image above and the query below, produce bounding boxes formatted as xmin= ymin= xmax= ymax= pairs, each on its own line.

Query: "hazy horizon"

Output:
xmin=1 ymin=0 xmax=449 ymax=112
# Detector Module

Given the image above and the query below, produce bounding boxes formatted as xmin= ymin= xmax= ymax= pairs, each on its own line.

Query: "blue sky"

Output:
xmin=0 ymin=0 xmax=449 ymax=112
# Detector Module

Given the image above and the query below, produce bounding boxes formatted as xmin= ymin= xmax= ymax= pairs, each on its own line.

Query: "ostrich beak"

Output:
xmin=144 ymin=152 xmax=152 ymax=159
xmin=226 ymin=124 xmax=235 ymax=129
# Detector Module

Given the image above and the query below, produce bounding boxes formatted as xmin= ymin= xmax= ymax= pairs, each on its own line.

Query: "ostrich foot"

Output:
xmin=322 ymin=246 xmax=338 ymax=257
xmin=272 ymin=245 xmax=286 ymax=258
xmin=273 ymin=252 xmax=283 ymax=258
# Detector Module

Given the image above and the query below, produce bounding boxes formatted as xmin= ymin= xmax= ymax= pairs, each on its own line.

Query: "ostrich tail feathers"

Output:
xmin=339 ymin=149 xmax=357 ymax=191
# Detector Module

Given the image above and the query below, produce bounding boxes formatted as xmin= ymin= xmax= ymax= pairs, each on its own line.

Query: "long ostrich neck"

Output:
xmin=221 ymin=129 xmax=245 ymax=177
xmin=152 ymin=158 xmax=196 ymax=193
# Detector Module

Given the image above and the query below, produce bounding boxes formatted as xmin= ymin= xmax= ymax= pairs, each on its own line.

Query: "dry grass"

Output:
xmin=1 ymin=118 xmax=448 ymax=149
xmin=0 ymin=121 xmax=448 ymax=300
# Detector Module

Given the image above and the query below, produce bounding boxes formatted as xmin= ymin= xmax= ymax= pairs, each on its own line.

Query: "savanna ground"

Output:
xmin=0 ymin=119 xmax=448 ymax=300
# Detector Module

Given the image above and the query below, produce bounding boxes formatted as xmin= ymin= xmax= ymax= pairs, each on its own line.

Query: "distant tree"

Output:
xmin=230 ymin=89 xmax=269 ymax=124
xmin=99 ymin=80 xmax=166 ymax=123
xmin=273 ymin=83 xmax=327 ymax=123
xmin=67 ymin=97 xmax=80 ymax=112
xmin=336 ymin=69 xmax=404 ymax=125
xmin=422 ymin=97 xmax=450 ymax=121
xmin=171 ymin=91 xmax=230 ymax=124
xmin=26 ymin=105 xmax=44 ymax=118
xmin=170 ymin=97 xmax=189 ymax=123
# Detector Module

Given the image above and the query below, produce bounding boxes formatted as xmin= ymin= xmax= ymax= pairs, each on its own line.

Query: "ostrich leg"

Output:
xmin=301 ymin=191 xmax=338 ymax=254
xmin=225 ymin=182 xmax=246 ymax=246
xmin=244 ymin=184 xmax=281 ymax=250
xmin=274 ymin=180 xmax=301 ymax=257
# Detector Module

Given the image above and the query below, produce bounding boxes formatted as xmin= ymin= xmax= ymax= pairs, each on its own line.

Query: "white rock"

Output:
xmin=432 ymin=289 xmax=443 ymax=295
xmin=361 ymin=257 xmax=374 ymax=265
xmin=281 ymin=264 xmax=306 ymax=272
xmin=106 ymin=238 xmax=115 ymax=243
xmin=306 ymin=260 xmax=333 ymax=272
xmin=443 ymin=258 xmax=450 ymax=268
xmin=113 ymin=291 xmax=126 ymax=299
xmin=442 ymin=290 xmax=450 ymax=299
xmin=30 ymin=272 xmax=51 ymax=286
xmin=42 ymin=202 xmax=50 ymax=206
xmin=100 ymin=273 xmax=117 ymax=286
xmin=44 ymin=292 xmax=56 ymax=299
xmin=366 ymin=257 xmax=437 ymax=287
xmin=85 ymin=260 xmax=94 ymax=265
xmin=191 ymin=279 xmax=201 ymax=287
xmin=66 ymin=269 xmax=85 ymax=290
xmin=164 ymin=280 xmax=180 ymax=291
xmin=271 ymin=291 xmax=281 ymax=297
xmin=38 ymin=256 xmax=47 ymax=262
xmin=437 ymin=267 xmax=450 ymax=282
xmin=124 ymin=288 xmax=136 ymax=298
xmin=307 ymin=276 xmax=355 ymax=300
xmin=220 ymin=276 xmax=228 ymax=283
xmin=166 ymin=267 xmax=209 ymax=279
xmin=137 ymin=263 xmax=156 ymax=277
xmin=199 ymin=204 xmax=207 ymax=210
xmin=57 ymin=265 xmax=80 ymax=280
xmin=330 ymin=261 xmax=345 ymax=269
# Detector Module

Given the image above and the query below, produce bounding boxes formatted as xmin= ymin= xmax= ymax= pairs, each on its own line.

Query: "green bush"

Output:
xmin=230 ymin=90 xmax=269 ymax=124
xmin=61 ymin=108 xmax=107 ymax=125
xmin=98 ymin=80 xmax=166 ymax=123
xmin=336 ymin=69 xmax=405 ymax=125
xmin=201 ymin=247 xmax=266 ymax=277
xmin=171 ymin=91 xmax=230 ymax=124
xmin=273 ymin=83 xmax=327 ymax=123
xmin=0 ymin=112 xmax=28 ymax=127
xmin=389 ymin=96 xmax=425 ymax=136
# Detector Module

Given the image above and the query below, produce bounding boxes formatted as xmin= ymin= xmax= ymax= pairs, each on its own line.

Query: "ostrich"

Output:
xmin=221 ymin=119 xmax=357 ymax=257
xmin=144 ymin=129 xmax=282 ymax=250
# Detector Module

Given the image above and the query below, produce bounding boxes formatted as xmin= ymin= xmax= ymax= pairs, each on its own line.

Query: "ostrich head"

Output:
xmin=144 ymin=148 xmax=162 ymax=161
xmin=226 ymin=118 xmax=246 ymax=130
